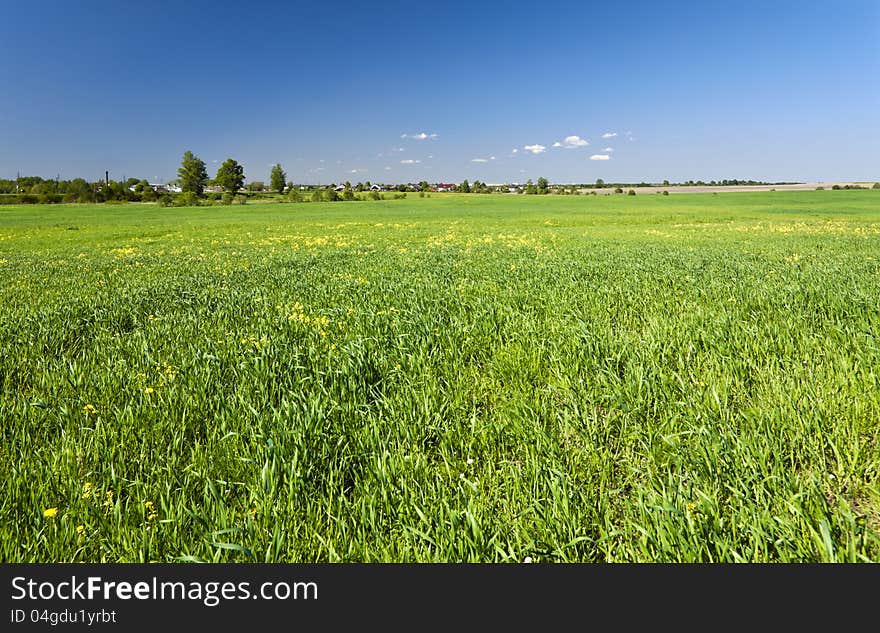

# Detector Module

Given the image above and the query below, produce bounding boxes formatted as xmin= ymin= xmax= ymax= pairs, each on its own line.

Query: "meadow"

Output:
xmin=1 ymin=190 xmax=879 ymax=562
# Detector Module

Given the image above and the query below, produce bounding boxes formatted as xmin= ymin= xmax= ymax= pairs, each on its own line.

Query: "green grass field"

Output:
xmin=2 ymin=190 xmax=879 ymax=562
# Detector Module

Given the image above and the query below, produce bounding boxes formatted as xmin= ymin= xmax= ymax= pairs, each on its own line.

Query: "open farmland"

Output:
xmin=1 ymin=190 xmax=879 ymax=562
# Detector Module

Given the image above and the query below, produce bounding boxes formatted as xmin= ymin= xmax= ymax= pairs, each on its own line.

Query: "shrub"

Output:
xmin=326 ymin=189 xmax=340 ymax=202
xmin=288 ymin=189 xmax=302 ymax=203
xmin=832 ymin=184 xmax=841 ymax=190
xmin=418 ymin=191 xmax=425 ymax=198
xmin=815 ymin=186 xmax=824 ymax=191
xmin=221 ymin=193 xmax=234 ymax=205
xmin=368 ymin=191 xmax=381 ymax=201
xmin=873 ymin=182 xmax=880 ymax=189
xmin=157 ymin=194 xmax=174 ymax=207
xmin=311 ymin=189 xmax=324 ymax=202
xmin=235 ymin=195 xmax=247 ymax=205
xmin=176 ymin=192 xmax=201 ymax=207
xmin=614 ymin=187 xmax=623 ymax=194
xmin=627 ymin=189 xmax=636 ymax=196
xmin=342 ymin=189 xmax=356 ymax=201
xmin=662 ymin=190 xmax=669 ymax=196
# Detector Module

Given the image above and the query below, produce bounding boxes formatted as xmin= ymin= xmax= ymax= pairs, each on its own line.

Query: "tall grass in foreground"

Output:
xmin=1 ymin=191 xmax=878 ymax=561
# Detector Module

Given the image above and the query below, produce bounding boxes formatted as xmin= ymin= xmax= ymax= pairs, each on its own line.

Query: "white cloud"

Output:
xmin=590 ymin=154 xmax=611 ymax=161
xmin=401 ymin=132 xmax=438 ymax=140
xmin=471 ymin=158 xmax=489 ymax=163
xmin=512 ymin=148 xmax=518 ymax=153
xmin=601 ymin=132 xmax=617 ymax=139
xmin=490 ymin=156 xmax=496 ymax=160
xmin=384 ymin=166 xmax=392 ymax=170
xmin=603 ymin=147 xmax=614 ymax=152
xmin=400 ymin=159 xmax=421 ymax=164
xmin=524 ymin=144 xmax=546 ymax=154
xmin=562 ymin=135 xmax=589 ymax=148
xmin=552 ymin=142 xmax=562 ymax=148
xmin=349 ymin=169 xmax=366 ymax=173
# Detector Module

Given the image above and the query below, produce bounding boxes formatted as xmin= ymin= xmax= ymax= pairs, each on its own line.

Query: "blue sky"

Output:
xmin=2 ymin=0 xmax=878 ymax=184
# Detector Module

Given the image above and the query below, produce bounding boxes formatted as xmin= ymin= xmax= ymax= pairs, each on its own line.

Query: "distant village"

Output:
xmin=138 ymin=181 xmax=525 ymax=194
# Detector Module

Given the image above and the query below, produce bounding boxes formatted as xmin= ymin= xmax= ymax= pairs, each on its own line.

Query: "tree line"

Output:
xmin=3 ymin=151 xmax=878 ymax=205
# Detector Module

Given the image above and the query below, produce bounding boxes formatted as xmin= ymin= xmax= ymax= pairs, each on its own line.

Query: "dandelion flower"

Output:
xmin=43 ymin=507 xmax=58 ymax=518
xmin=523 ymin=556 xmax=533 ymax=563
xmin=144 ymin=387 xmax=154 ymax=395
xmin=76 ymin=524 xmax=85 ymax=535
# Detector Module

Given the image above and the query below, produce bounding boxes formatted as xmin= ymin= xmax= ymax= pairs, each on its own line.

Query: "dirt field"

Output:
xmin=578 ymin=182 xmax=875 ymax=195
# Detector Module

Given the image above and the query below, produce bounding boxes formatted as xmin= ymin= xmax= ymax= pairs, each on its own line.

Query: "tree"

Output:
xmin=537 ymin=177 xmax=549 ymax=194
xmin=270 ymin=164 xmax=286 ymax=194
xmin=460 ymin=179 xmax=471 ymax=193
xmin=215 ymin=158 xmax=245 ymax=196
xmin=595 ymin=178 xmax=605 ymax=189
xmin=178 ymin=150 xmax=208 ymax=195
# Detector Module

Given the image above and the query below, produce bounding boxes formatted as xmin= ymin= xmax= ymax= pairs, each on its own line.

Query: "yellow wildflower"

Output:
xmin=76 ymin=524 xmax=85 ymax=535
xmin=82 ymin=482 xmax=94 ymax=499
xmin=43 ymin=507 xmax=58 ymax=518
